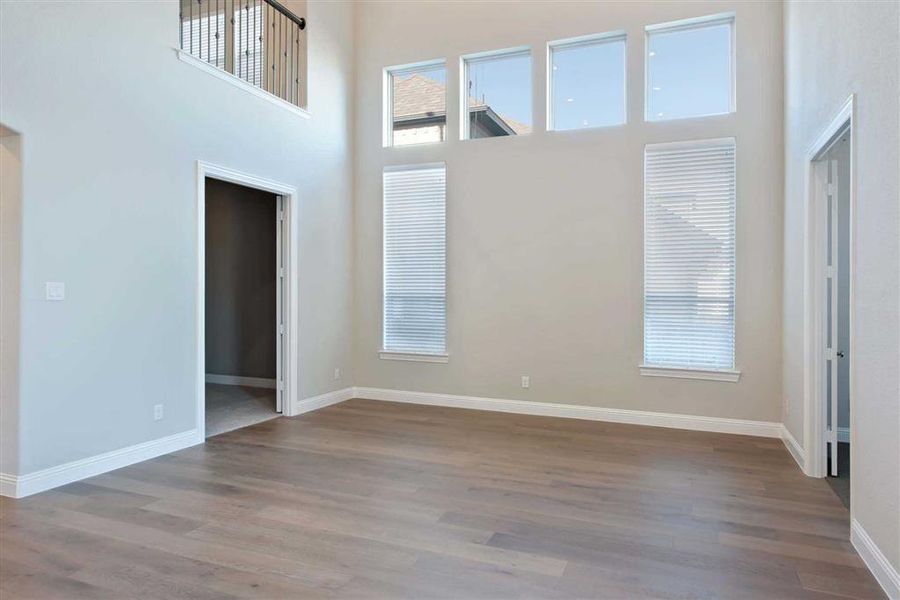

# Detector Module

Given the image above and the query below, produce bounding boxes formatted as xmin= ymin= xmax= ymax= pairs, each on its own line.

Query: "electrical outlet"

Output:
xmin=153 ymin=404 xmax=164 ymax=421
xmin=45 ymin=281 xmax=65 ymax=301
xmin=333 ymin=367 xmax=341 ymax=380
xmin=521 ymin=376 xmax=530 ymax=389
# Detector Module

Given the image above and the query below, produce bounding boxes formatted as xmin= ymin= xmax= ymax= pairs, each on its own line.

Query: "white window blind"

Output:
xmin=644 ymin=138 xmax=736 ymax=370
xmin=383 ymin=164 xmax=447 ymax=355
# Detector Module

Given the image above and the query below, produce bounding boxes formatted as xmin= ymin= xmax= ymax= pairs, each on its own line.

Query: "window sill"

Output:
xmin=639 ymin=364 xmax=741 ymax=382
xmin=380 ymin=351 xmax=449 ymax=363
xmin=174 ymin=49 xmax=310 ymax=120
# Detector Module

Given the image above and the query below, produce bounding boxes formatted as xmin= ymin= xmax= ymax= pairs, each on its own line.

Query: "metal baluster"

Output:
xmin=215 ymin=0 xmax=220 ymax=67
xmin=275 ymin=11 xmax=284 ymax=98
xmin=270 ymin=10 xmax=278 ymax=94
xmin=290 ymin=22 xmax=295 ymax=104
xmin=243 ymin=0 xmax=248 ymax=82
xmin=266 ymin=7 xmax=275 ymax=93
xmin=273 ymin=3 xmax=278 ymax=95
xmin=257 ymin=0 xmax=262 ymax=86
xmin=237 ymin=0 xmax=241 ymax=79
xmin=260 ymin=0 xmax=265 ymax=89
xmin=230 ymin=0 xmax=234 ymax=75
xmin=199 ymin=0 xmax=203 ymax=59
xmin=205 ymin=0 xmax=210 ymax=62
xmin=281 ymin=12 xmax=285 ymax=100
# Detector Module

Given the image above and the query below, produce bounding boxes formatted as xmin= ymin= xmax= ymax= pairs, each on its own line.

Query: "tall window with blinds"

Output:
xmin=643 ymin=139 xmax=736 ymax=372
xmin=382 ymin=164 xmax=447 ymax=358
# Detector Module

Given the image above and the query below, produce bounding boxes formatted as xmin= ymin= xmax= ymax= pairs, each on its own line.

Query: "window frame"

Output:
xmin=459 ymin=46 xmax=533 ymax=141
xmin=546 ymin=30 xmax=628 ymax=132
xmin=383 ymin=59 xmax=448 ymax=149
xmin=381 ymin=162 xmax=449 ymax=362
xmin=640 ymin=137 xmax=740 ymax=382
xmin=644 ymin=12 xmax=736 ymax=123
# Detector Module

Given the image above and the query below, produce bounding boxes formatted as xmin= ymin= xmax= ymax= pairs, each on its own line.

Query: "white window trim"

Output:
xmin=546 ymin=31 xmax=627 ymax=132
xmin=644 ymin=12 xmax=736 ymax=122
xmin=380 ymin=351 xmax=450 ymax=363
xmin=175 ymin=49 xmax=310 ymax=119
xmin=639 ymin=365 xmax=741 ymax=382
xmin=383 ymin=59 xmax=447 ymax=148
xmin=459 ymin=46 xmax=532 ymax=141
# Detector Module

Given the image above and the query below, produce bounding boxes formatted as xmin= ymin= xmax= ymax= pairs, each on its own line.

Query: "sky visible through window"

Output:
xmin=466 ymin=52 xmax=532 ymax=133
xmin=647 ymin=21 xmax=732 ymax=120
xmin=551 ymin=37 xmax=625 ymax=130
xmin=388 ymin=18 xmax=731 ymax=138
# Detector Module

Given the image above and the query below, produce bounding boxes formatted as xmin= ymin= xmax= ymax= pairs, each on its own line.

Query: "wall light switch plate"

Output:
xmin=521 ymin=376 xmax=530 ymax=389
xmin=153 ymin=404 xmax=164 ymax=421
xmin=333 ymin=368 xmax=341 ymax=380
xmin=45 ymin=282 xmax=65 ymax=301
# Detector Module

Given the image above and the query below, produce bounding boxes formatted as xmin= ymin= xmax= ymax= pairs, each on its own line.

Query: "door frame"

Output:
xmin=802 ymin=94 xmax=856 ymax=479
xmin=195 ymin=160 xmax=300 ymax=440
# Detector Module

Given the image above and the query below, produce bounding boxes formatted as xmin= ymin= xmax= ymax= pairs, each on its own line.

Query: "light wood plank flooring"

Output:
xmin=0 ymin=399 xmax=884 ymax=599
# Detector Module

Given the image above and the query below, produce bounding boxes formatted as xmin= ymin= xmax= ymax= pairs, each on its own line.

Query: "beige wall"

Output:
xmin=783 ymin=0 xmax=899 ymax=573
xmin=1 ymin=131 xmax=21 ymax=476
xmin=354 ymin=1 xmax=784 ymax=423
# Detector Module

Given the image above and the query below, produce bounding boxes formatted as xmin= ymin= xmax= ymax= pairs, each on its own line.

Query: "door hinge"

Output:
xmin=279 ymin=267 xmax=285 ymax=278
xmin=279 ymin=323 xmax=285 ymax=335
xmin=827 ymin=183 xmax=835 ymax=196
xmin=826 ymin=347 xmax=835 ymax=360
xmin=825 ymin=265 xmax=834 ymax=278
xmin=278 ymin=380 xmax=284 ymax=391
xmin=278 ymin=210 xmax=285 ymax=222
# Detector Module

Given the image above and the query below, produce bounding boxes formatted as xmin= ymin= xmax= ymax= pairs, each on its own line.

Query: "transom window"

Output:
xmin=645 ymin=14 xmax=734 ymax=121
xmin=384 ymin=61 xmax=447 ymax=148
xmin=548 ymin=32 xmax=626 ymax=130
xmin=461 ymin=48 xmax=533 ymax=139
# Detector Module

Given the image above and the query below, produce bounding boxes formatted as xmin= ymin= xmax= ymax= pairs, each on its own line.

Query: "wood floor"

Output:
xmin=0 ymin=399 xmax=884 ymax=599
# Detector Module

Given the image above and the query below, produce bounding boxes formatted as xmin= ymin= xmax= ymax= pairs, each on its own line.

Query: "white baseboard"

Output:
xmin=205 ymin=374 xmax=277 ymax=389
xmin=0 ymin=429 xmax=201 ymax=499
xmin=0 ymin=473 xmax=16 ymax=497
xmin=851 ymin=518 xmax=900 ymax=599
xmin=352 ymin=387 xmax=782 ymax=438
xmin=294 ymin=387 xmax=355 ymax=415
xmin=780 ymin=425 xmax=807 ymax=472
xmin=0 ymin=385 xmax=355 ymax=499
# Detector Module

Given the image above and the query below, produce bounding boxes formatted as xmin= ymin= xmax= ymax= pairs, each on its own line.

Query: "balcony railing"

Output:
xmin=179 ymin=0 xmax=307 ymax=108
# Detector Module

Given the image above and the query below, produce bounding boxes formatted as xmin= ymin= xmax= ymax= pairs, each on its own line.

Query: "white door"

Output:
xmin=826 ymin=159 xmax=839 ymax=477
xmin=275 ymin=195 xmax=285 ymax=413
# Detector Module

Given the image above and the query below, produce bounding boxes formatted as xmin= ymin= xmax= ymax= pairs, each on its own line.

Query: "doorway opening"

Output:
xmin=820 ymin=130 xmax=851 ymax=508
xmin=204 ymin=178 xmax=283 ymax=437
xmin=804 ymin=95 xmax=854 ymax=510
xmin=196 ymin=161 xmax=299 ymax=440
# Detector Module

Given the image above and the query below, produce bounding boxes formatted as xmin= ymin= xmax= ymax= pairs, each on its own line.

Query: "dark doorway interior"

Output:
xmin=827 ymin=441 xmax=851 ymax=509
xmin=205 ymin=178 xmax=279 ymax=437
